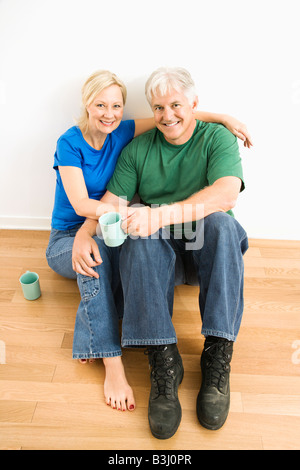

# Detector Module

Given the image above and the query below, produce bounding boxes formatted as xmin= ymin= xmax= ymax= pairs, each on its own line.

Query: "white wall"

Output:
xmin=0 ymin=0 xmax=299 ymax=239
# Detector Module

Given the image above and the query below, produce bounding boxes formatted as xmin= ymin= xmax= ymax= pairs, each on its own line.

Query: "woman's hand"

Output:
xmin=72 ymin=227 xmax=102 ymax=278
xmin=222 ymin=115 xmax=253 ymax=148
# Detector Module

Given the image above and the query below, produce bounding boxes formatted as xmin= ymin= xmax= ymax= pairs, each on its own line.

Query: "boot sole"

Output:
xmin=150 ymin=408 xmax=182 ymax=440
xmin=197 ymin=414 xmax=228 ymax=431
xmin=196 ymin=391 xmax=230 ymax=431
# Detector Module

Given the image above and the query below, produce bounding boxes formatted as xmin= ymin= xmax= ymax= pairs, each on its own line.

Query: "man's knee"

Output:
xmin=205 ymin=212 xmax=234 ymax=229
xmin=122 ymin=235 xmax=159 ymax=255
xmin=121 ymin=234 xmax=175 ymax=266
xmin=204 ymin=212 xmax=241 ymax=236
xmin=203 ymin=212 xmax=248 ymax=253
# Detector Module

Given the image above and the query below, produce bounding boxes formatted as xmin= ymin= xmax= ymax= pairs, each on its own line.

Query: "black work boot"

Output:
xmin=146 ymin=344 xmax=184 ymax=439
xmin=197 ymin=336 xmax=233 ymax=430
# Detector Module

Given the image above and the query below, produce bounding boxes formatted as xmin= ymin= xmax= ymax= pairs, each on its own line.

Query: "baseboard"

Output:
xmin=0 ymin=216 xmax=298 ymax=240
xmin=0 ymin=216 xmax=51 ymax=230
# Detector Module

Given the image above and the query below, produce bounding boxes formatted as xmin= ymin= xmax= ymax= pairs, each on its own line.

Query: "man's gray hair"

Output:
xmin=145 ymin=67 xmax=197 ymax=105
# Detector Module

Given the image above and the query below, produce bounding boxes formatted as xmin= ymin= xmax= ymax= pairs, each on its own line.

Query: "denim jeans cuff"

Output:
xmin=121 ymin=337 xmax=177 ymax=347
xmin=202 ymin=329 xmax=236 ymax=342
xmin=72 ymin=351 xmax=122 ymax=359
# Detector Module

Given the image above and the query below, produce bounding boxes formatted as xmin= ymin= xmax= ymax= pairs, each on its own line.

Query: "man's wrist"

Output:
xmin=157 ymin=203 xmax=182 ymax=227
xmin=157 ymin=200 xmax=206 ymax=227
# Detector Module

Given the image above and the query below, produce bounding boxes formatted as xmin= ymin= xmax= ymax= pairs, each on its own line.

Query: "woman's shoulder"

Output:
xmin=56 ymin=127 xmax=85 ymax=153
xmin=57 ymin=126 xmax=81 ymax=143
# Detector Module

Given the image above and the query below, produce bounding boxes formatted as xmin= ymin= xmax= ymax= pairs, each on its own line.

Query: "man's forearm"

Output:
xmin=157 ymin=177 xmax=241 ymax=227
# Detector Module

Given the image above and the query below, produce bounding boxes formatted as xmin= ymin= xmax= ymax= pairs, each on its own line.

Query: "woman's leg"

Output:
xmin=46 ymin=228 xmax=135 ymax=411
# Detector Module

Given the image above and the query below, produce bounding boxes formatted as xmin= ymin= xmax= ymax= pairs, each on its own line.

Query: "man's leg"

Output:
xmin=120 ymin=232 xmax=177 ymax=347
xmin=190 ymin=212 xmax=248 ymax=430
xmin=119 ymin=232 xmax=184 ymax=439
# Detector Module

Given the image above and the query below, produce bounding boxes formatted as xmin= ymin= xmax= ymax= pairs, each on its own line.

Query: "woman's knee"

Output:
xmin=76 ymin=273 xmax=101 ymax=301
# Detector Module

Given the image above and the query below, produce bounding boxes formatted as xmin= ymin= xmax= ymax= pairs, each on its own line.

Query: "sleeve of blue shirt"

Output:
xmin=53 ymin=132 xmax=83 ymax=170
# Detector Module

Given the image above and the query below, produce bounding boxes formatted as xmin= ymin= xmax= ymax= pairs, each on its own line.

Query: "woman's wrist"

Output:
xmin=78 ymin=219 xmax=98 ymax=237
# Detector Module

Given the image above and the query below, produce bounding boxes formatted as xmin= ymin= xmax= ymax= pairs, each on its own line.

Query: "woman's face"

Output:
xmin=86 ymin=84 xmax=124 ymax=135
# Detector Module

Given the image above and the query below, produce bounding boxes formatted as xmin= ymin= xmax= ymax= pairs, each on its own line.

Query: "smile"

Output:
xmin=100 ymin=120 xmax=115 ymax=127
xmin=163 ymin=121 xmax=180 ymax=127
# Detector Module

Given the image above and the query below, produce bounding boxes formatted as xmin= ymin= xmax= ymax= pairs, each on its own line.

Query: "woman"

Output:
xmin=46 ymin=69 xmax=252 ymax=413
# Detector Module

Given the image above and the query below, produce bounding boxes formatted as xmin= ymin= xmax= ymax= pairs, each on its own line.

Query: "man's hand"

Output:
xmin=72 ymin=227 xmax=102 ymax=278
xmin=121 ymin=206 xmax=161 ymax=237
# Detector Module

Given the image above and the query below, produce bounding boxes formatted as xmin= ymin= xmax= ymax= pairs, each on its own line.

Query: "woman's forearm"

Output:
xmin=73 ymin=198 xmax=103 ymax=219
xmin=195 ymin=111 xmax=227 ymax=124
xmin=74 ymin=198 xmax=123 ymax=220
xmin=77 ymin=217 xmax=98 ymax=236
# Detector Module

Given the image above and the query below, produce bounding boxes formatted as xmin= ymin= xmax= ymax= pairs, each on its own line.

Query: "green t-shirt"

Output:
xmin=107 ymin=120 xmax=244 ymax=221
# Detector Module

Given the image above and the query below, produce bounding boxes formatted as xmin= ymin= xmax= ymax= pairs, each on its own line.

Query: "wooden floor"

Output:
xmin=0 ymin=230 xmax=299 ymax=451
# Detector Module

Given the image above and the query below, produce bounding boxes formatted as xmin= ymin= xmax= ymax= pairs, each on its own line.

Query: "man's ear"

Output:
xmin=192 ymin=96 xmax=199 ymax=113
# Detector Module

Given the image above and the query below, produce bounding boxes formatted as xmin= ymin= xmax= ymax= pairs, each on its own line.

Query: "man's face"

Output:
xmin=151 ymin=88 xmax=198 ymax=145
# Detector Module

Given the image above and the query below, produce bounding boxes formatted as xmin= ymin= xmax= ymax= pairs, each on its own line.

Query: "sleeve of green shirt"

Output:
xmin=207 ymin=125 xmax=245 ymax=192
xmin=107 ymin=143 xmax=138 ymax=202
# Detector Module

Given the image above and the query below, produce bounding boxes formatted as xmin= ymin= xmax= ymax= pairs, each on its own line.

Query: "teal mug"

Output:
xmin=19 ymin=271 xmax=41 ymax=300
xmin=99 ymin=212 xmax=127 ymax=247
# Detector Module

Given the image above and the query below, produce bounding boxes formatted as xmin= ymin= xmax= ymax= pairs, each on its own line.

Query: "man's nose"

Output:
xmin=163 ymin=107 xmax=174 ymax=121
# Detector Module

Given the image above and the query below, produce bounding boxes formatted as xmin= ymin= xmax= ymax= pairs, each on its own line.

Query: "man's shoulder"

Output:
xmin=196 ymin=120 xmax=234 ymax=137
xmin=120 ymin=128 xmax=158 ymax=161
xmin=127 ymin=128 xmax=158 ymax=148
xmin=195 ymin=121 xmax=237 ymax=153
xmin=201 ymin=121 xmax=237 ymax=142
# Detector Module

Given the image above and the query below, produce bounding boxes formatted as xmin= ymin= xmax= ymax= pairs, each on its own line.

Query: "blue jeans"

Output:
xmin=119 ymin=212 xmax=248 ymax=346
xmin=46 ymin=224 xmax=123 ymax=358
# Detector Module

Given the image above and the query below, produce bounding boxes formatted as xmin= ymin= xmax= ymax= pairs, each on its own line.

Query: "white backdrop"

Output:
xmin=0 ymin=0 xmax=299 ymax=239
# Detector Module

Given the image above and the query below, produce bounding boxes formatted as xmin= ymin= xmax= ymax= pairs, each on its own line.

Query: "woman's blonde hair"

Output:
xmin=77 ymin=70 xmax=127 ymax=134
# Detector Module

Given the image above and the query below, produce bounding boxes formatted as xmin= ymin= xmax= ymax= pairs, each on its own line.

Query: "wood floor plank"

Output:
xmin=0 ymin=401 xmax=36 ymax=423
xmin=0 ymin=420 xmax=264 ymax=450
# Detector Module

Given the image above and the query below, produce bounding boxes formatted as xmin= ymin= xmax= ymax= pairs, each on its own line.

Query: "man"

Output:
xmin=78 ymin=67 xmax=249 ymax=439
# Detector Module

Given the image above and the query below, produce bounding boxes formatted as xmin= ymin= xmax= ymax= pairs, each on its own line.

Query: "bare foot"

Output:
xmin=103 ymin=356 xmax=135 ymax=412
xmin=79 ymin=358 xmax=95 ymax=364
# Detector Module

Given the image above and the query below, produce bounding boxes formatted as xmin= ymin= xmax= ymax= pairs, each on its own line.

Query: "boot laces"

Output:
xmin=145 ymin=346 xmax=176 ymax=398
xmin=203 ymin=340 xmax=232 ymax=391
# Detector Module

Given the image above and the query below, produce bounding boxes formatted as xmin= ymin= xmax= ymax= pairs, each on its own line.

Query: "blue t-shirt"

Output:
xmin=51 ymin=120 xmax=135 ymax=230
